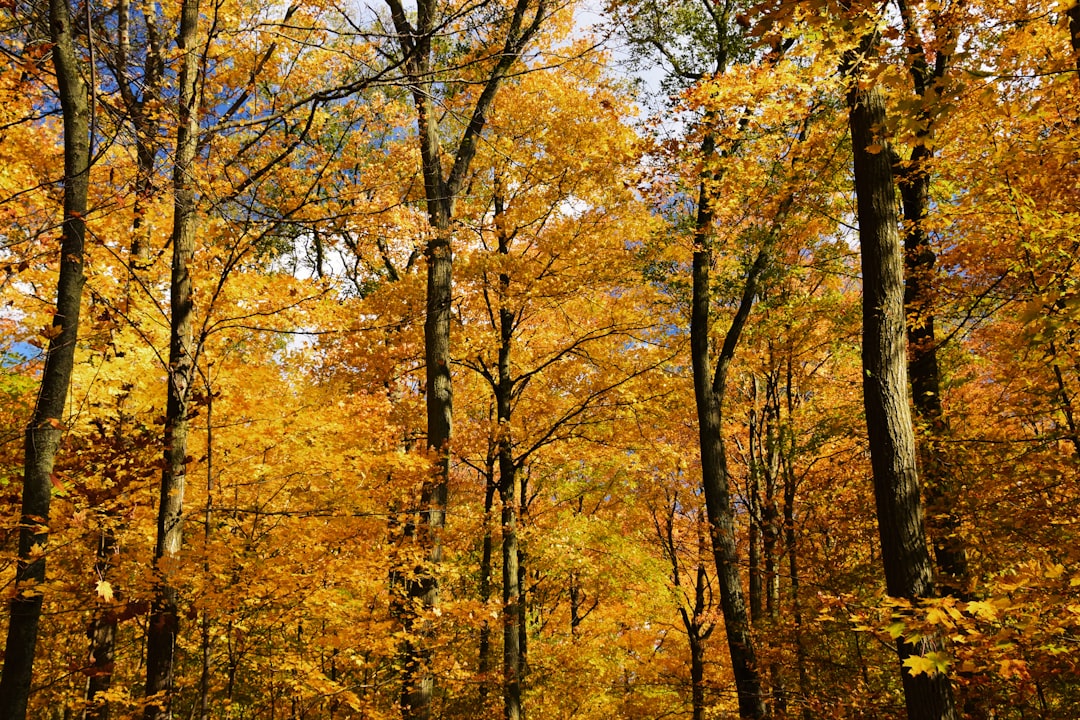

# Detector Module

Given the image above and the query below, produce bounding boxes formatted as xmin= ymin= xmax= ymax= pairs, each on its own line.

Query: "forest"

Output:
xmin=0 ymin=0 xmax=1078 ymax=718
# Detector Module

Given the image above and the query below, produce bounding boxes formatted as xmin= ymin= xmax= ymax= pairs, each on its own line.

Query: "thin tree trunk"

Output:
xmin=144 ymin=0 xmax=200 ymax=715
xmin=84 ymin=530 xmax=118 ymax=720
xmin=499 ymin=480 xmax=521 ymax=720
xmin=198 ymin=382 xmax=214 ymax=720
xmin=690 ymin=135 xmax=769 ymax=718
xmin=689 ymin=630 xmax=706 ymax=720
xmin=762 ymin=372 xmax=786 ymax=715
xmin=489 ymin=188 xmax=523 ymax=720
xmin=478 ymin=456 xmax=497 ymax=710
xmin=382 ymin=3 xmax=547 ymax=715
xmin=687 ymin=520 xmax=714 ymax=720
xmin=748 ymin=385 xmax=763 ymax=624
xmin=517 ymin=473 xmax=528 ymax=702
xmin=0 ymin=0 xmax=90 ymax=716
xmin=845 ymin=46 xmax=956 ymax=720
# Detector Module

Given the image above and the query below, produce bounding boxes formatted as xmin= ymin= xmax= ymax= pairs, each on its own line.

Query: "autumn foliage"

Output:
xmin=0 ymin=0 xmax=1079 ymax=718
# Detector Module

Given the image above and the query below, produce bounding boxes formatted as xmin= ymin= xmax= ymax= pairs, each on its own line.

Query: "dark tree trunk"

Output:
xmin=144 ymin=0 xmax=200 ymax=716
xmin=517 ymin=473 xmax=528 ymax=701
xmin=478 ymin=456 xmax=497 ymax=709
xmin=690 ymin=143 xmax=769 ymax=717
xmin=845 ymin=53 xmax=956 ymax=720
xmin=494 ymin=197 xmax=522 ymax=720
xmin=762 ymin=375 xmax=785 ymax=714
xmin=0 ymin=0 xmax=90 ymax=716
xmin=689 ymin=630 xmax=706 ymax=720
xmin=381 ymin=3 xmax=547 ymax=715
xmin=84 ymin=530 xmax=118 ymax=720
xmin=894 ymin=0 xmax=972 ymax=600
xmin=499 ymin=480 xmax=521 ymax=720
xmin=1068 ymin=2 xmax=1080 ymax=78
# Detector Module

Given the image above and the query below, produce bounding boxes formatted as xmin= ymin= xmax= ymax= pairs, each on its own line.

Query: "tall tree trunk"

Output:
xmin=894 ymin=0 xmax=971 ymax=600
xmin=517 ymin=473 xmax=528 ymax=700
xmin=689 ymin=627 xmax=706 ymax=720
xmin=748 ymin=386 xmax=763 ymax=625
xmin=478 ymin=455 xmax=497 ymax=710
xmin=499 ymin=479 xmax=521 ymax=720
xmin=493 ymin=194 xmax=523 ymax=720
xmin=0 ymin=0 xmax=89 ymax=716
xmin=779 ymin=350 xmax=812 ymax=720
xmin=687 ymin=519 xmax=715 ymax=720
xmin=84 ymin=530 xmax=118 ymax=720
xmin=144 ymin=0 xmax=200 ymax=715
xmin=381 ymin=3 xmax=547 ymax=716
xmin=845 ymin=46 xmax=956 ymax=720
xmin=762 ymin=375 xmax=785 ymax=714
xmin=690 ymin=134 xmax=769 ymax=718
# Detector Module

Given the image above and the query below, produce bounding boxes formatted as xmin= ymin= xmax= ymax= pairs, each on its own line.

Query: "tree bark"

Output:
xmin=894 ymin=0 xmax=971 ymax=601
xmin=494 ymin=195 xmax=523 ymax=720
xmin=845 ymin=53 xmax=956 ymax=720
xmin=0 ymin=0 xmax=90 ymax=716
xmin=381 ymin=3 xmax=547 ymax=716
xmin=144 ymin=0 xmax=200 ymax=715
xmin=690 ymin=141 xmax=769 ymax=717
xmin=478 ymin=455 xmax=497 ymax=710
xmin=84 ymin=530 xmax=118 ymax=720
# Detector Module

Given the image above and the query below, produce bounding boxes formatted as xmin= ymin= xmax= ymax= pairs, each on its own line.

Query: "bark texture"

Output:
xmin=495 ymin=197 xmax=522 ymax=720
xmin=690 ymin=148 xmax=769 ymax=717
xmin=0 ymin=0 xmax=89 ymax=716
xmin=381 ymin=2 xmax=546 ymax=716
xmin=894 ymin=0 xmax=971 ymax=600
xmin=144 ymin=0 xmax=201 ymax=716
xmin=846 ymin=59 xmax=956 ymax=720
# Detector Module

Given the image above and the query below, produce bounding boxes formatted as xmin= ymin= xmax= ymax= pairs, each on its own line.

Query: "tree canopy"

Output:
xmin=1 ymin=0 xmax=1079 ymax=718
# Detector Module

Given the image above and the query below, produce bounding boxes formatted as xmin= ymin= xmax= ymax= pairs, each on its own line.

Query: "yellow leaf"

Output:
xmin=965 ymin=600 xmax=998 ymax=621
xmin=96 ymin=580 xmax=114 ymax=603
xmin=903 ymin=655 xmax=937 ymax=677
xmin=904 ymin=651 xmax=950 ymax=677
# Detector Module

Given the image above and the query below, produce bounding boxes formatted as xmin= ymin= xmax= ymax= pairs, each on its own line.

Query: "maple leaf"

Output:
xmin=96 ymin=580 xmax=114 ymax=603
xmin=903 ymin=651 xmax=950 ymax=677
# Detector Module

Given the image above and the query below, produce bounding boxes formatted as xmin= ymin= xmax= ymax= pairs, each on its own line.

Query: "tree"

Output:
xmin=0 ymin=0 xmax=90 ymax=715
xmin=891 ymin=0 xmax=971 ymax=599
xmin=141 ymin=0 xmax=201 ymax=715
xmin=841 ymin=23 xmax=956 ymax=720
xmin=376 ymin=1 xmax=549 ymax=715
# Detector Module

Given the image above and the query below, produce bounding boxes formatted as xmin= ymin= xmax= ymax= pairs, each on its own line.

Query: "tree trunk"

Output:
xmin=144 ymin=0 xmax=200 ymax=715
xmin=689 ymin=624 xmax=706 ymax=720
xmin=846 ymin=60 xmax=956 ymax=720
xmin=0 ymin=0 xmax=90 ymax=716
xmin=690 ymin=146 xmax=768 ymax=718
xmin=500 ymin=480 xmax=521 ymax=720
xmin=478 ymin=456 xmax=497 ymax=710
xmin=493 ymin=195 xmax=523 ymax=720
xmin=894 ymin=0 xmax=972 ymax=600
xmin=517 ymin=473 xmax=528 ymax=700
xmin=382 ymin=3 xmax=546 ymax=714
xmin=1068 ymin=1 xmax=1080 ymax=79
xmin=84 ymin=530 xmax=118 ymax=720
xmin=762 ymin=372 xmax=786 ymax=714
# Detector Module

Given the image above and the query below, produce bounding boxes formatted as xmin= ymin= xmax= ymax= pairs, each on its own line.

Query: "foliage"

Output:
xmin=0 ymin=0 xmax=1077 ymax=717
